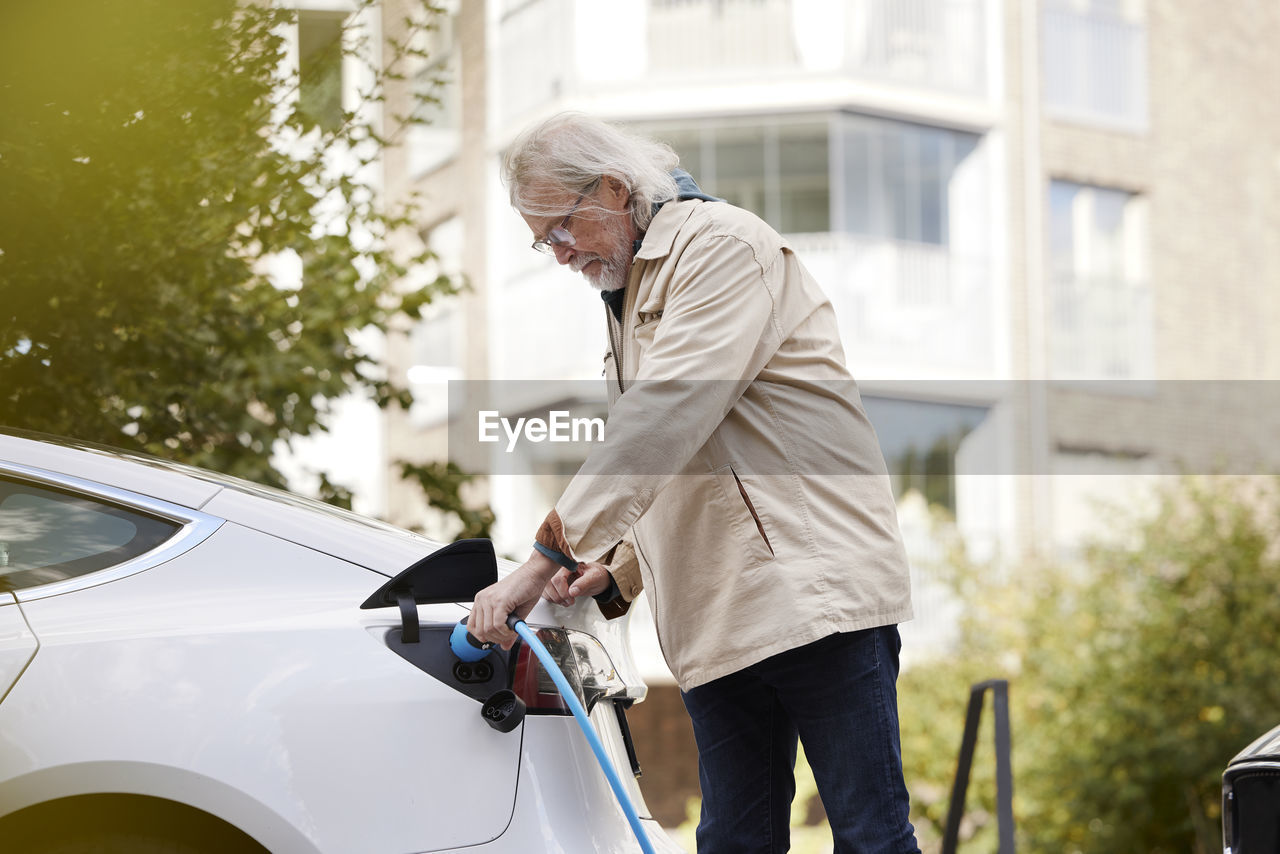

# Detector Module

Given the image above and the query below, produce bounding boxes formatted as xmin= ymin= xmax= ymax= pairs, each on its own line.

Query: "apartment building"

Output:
xmin=377 ymin=0 xmax=1278 ymax=546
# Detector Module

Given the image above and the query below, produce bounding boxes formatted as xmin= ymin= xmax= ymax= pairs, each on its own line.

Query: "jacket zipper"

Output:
xmin=607 ymin=307 xmax=625 ymax=396
xmin=607 ymin=276 xmax=638 ymax=396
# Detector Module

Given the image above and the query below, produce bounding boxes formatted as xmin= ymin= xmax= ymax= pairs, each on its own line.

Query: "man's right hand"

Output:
xmin=468 ymin=550 xmax=561 ymax=649
xmin=542 ymin=561 xmax=611 ymax=607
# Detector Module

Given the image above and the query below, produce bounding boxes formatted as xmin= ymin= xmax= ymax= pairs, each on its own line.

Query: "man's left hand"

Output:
xmin=543 ymin=562 xmax=611 ymax=606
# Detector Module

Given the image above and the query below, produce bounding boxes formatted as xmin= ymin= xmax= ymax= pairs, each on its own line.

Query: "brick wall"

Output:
xmin=628 ymin=684 xmax=702 ymax=829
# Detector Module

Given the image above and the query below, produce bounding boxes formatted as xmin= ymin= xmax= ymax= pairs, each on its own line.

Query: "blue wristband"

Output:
xmin=534 ymin=542 xmax=623 ymax=606
xmin=532 ymin=541 xmax=577 ymax=571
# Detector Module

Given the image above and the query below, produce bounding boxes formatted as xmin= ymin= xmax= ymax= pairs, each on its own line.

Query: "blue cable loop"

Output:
xmin=509 ymin=617 xmax=656 ymax=854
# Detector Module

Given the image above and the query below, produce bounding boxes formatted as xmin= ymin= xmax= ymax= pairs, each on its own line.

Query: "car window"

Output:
xmin=4 ymin=429 xmax=424 ymax=541
xmin=0 ymin=477 xmax=180 ymax=591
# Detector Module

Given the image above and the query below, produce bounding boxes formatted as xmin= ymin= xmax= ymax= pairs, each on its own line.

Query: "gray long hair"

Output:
xmin=502 ymin=113 xmax=680 ymax=234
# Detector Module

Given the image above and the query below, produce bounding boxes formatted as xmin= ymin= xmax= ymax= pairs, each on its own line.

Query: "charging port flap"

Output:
xmin=360 ymin=538 xmax=497 ymax=610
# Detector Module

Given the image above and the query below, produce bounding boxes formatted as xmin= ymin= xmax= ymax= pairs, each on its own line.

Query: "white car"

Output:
xmin=0 ymin=430 xmax=680 ymax=853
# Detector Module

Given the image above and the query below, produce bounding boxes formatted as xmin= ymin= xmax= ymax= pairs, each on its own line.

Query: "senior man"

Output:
xmin=467 ymin=113 xmax=920 ymax=854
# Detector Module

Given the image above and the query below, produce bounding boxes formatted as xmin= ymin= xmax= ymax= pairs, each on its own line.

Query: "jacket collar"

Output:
xmin=634 ymin=200 xmax=699 ymax=261
xmin=634 ymin=169 xmax=722 ymax=261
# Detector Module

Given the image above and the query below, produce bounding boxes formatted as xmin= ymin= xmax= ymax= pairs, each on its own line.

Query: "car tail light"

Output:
xmin=511 ymin=627 xmax=627 ymax=715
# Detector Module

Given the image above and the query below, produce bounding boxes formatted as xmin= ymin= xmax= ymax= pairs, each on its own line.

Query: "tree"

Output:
xmin=0 ymin=0 xmax=489 ymax=534
xmin=897 ymin=476 xmax=1280 ymax=852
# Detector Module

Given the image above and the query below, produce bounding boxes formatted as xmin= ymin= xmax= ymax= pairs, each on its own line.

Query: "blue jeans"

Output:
xmin=680 ymin=626 xmax=920 ymax=854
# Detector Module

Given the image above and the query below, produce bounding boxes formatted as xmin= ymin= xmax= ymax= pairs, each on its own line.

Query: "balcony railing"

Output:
xmin=497 ymin=0 xmax=989 ymax=128
xmin=1047 ymin=273 xmax=1153 ymax=380
xmin=497 ymin=234 xmax=997 ymax=381
xmin=646 ymin=0 xmax=986 ymax=95
xmin=840 ymin=0 xmax=988 ymax=96
xmin=645 ymin=0 xmax=800 ymax=73
xmin=1042 ymin=2 xmax=1148 ymax=129
xmin=789 ymin=233 xmax=997 ymax=377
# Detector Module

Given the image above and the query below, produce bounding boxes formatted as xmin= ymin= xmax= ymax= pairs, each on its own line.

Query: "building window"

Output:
xmin=1047 ymin=180 xmax=1152 ymax=379
xmin=642 ymin=114 xmax=985 ymax=247
xmin=640 ymin=114 xmax=993 ymax=374
xmin=839 ymin=113 xmax=981 ymax=248
xmin=861 ymin=396 xmax=989 ymax=512
xmin=297 ymin=10 xmax=348 ymax=132
xmin=645 ymin=119 xmax=830 ymax=234
xmin=1042 ymin=0 xmax=1148 ymax=129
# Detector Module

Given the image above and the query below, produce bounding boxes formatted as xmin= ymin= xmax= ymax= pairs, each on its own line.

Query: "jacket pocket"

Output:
xmin=636 ymin=293 xmax=665 ymax=326
xmin=730 ymin=468 xmax=773 ymax=556
xmin=714 ymin=464 xmax=774 ymax=568
xmin=635 ymin=466 xmax=774 ymax=592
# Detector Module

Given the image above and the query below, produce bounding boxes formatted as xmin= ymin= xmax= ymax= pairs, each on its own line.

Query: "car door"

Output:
xmin=0 ymin=468 xmax=210 ymax=703
xmin=0 ymin=594 xmax=36 ymax=703
xmin=0 ymin=465 xmax=528 ymax=852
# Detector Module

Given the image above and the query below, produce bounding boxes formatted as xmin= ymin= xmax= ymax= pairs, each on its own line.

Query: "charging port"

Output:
xmin=453 ymin=659 xmax=493 ymax=684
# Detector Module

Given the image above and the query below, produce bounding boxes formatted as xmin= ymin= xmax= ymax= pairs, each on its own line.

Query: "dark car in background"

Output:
xmin=1222 ymin=723 xmax=1280 ymax=853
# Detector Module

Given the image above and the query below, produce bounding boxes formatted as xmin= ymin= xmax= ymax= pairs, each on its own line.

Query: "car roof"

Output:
xmin=0 ymin=430 xmax=442 ymax=577
xmin=1229 ymin=723 xmax=1280 ymax=767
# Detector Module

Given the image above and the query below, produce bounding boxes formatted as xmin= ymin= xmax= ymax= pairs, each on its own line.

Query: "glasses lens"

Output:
xmin=533 ymin=228 xmax=575 ymax=255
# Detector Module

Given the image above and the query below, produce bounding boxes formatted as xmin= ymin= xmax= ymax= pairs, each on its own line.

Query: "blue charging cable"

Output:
xmin=454 ymin=616 xmax=656 ymax=853
xmin=511 ymin=619 xmax=656 ymax=854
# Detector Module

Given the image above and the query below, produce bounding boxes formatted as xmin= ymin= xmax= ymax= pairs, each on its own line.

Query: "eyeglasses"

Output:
xmin=531 ymin=192 xmax=586 ymax=255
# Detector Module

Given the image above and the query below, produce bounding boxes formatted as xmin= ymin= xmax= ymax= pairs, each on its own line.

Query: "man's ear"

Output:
xmin=604 ymin=175 xmax=630 ymax=205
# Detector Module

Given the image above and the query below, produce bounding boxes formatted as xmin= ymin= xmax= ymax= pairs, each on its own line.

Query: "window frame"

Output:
xmin=837 ymin=112 xmax=982 ymax=248
xmin=639 ymin=115 xmax=833 ymax=235
xmin=0 ymin=462 xmax=222 ymax=602
xmin=1041 ymin=0 xmax=1149 ymax=132
xmin=1045 ymin=178 xmax=1153 ymax=382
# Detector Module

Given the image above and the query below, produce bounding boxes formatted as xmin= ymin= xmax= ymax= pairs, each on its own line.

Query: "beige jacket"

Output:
xmin=554 ymin=198 xmax=913 ymax=690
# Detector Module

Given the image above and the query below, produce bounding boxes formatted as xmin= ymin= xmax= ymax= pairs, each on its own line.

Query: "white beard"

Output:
xmin=575 ymin=256 xmax=630 ymax=292
xmin=571 ymin=217 xmax=632 ymax=292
